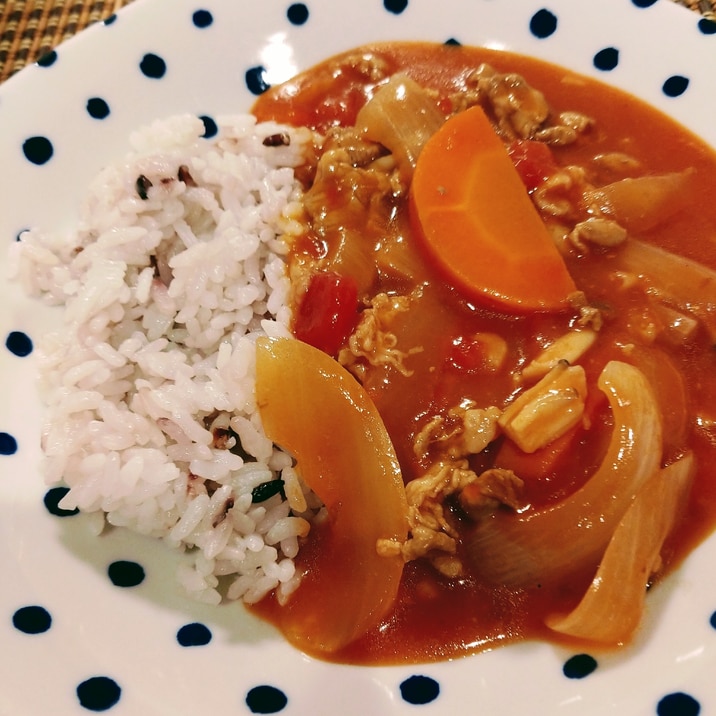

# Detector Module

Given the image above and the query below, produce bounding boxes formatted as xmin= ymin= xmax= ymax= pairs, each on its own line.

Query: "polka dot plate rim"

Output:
xmin=1 ymin=0 xmax=715 ymax=713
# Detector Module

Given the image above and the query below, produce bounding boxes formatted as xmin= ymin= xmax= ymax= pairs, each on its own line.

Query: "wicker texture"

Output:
xmin=0 ymin=0 xmax=715 ymax=84
xmin=0 ymin=0 xmax=133 ymax=82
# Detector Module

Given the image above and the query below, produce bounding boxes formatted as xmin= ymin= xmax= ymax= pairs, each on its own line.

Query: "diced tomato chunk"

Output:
xmin=446 ymin=335 xmax=486 ymax=373
xmin=293 ymin=271 xmax=359 ymax=356
xmin=507 ymin=139 xmax=559 ymax=193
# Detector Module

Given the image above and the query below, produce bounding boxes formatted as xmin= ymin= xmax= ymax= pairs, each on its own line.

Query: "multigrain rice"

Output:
xmin=10 ymin=113 xmax=323 ymax=606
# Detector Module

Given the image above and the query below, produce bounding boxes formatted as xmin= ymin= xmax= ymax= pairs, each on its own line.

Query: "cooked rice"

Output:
xmin=10 ymin=113 xmax=322 ymax=606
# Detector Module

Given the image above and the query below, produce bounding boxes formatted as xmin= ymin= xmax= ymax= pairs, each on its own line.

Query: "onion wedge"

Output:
xmin=467 ymin=360 xmax=663 ymax=587
xmin=584 ymin=170 xmax=694 ymax=233
xmin=255 ymin=337 xmax=408 ymax=653
xmin=617 ymin=238 xmax=716 ymax=340
xmin=355 ymin=73 xmax=444 ymax=178
xmin=545 ymin=452 xmax=694 ymax=643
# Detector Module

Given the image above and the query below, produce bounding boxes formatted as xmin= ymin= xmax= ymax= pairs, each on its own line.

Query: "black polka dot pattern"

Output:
xmin=139 ymin=52 xmax=167 ymax=79
xmin=86 ymin=97 xmax=110 ymax=119
xmin=657 ymin=692 xmax=702 ymax=716
xmin=176 ymin=622 xmax=212 ymax=646
xmin=529 ymin=9 xmax=558 ymax=39
xmin=76 ymin=676 xmax=122 ymax=712
xmin=43 ymin=486 xmax=80 ymax=517
xmin=384 ymin=0 xmax=409 ymax=14
xmin=245 ymin=685 xmax=288 ymax=714
xmin=399 ymin=675 xmax=440 ymax=705
xmin=192 ymin=9 xmax=213 ymax=28
xmin=662 ymin=75 xmax=690 ymax=97
xmin=0 ymin=431 xmax=18 ymax=455
xmin=593 ymin=47 xmax=620 ymax=71
xmin=5 ymin=330 xmax=33 ymax=357
xmin=107 ymin=560 xmax=145 ymax=588
xmin=36 ymin=50 xmax=58 ymax=68
xmin=245 ymin=66 xmax=270 ymax=96
xmin=563 ymin=653 xmax=598 ymax=679
xmin=2 ymin=1 xmax=715 ymax=714
xmin=287 ymin=3 xmax=309 ymax=25
xmin=22 ymin=136 xmax=54 ymax=165
xmin=12 ymin=605 xmax=52 ymax=634
xmin=199 ymin=114 xmax=218 ymax=138
xmin=699 ymin=17 xmax=716 ymax=34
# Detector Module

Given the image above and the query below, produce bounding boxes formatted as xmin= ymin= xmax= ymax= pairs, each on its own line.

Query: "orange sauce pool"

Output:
xmin=251 ymin=42 xmax=716 ymax=664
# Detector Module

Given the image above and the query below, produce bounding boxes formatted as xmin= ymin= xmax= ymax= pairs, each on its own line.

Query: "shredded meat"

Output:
xmin=336 ymin=51 xmax=391 ymax=83
xmin=458 ymin=468 xmax=524 ymax=519
xmin=413 ymin=403 xmax=502 ymax=461
xmin=469 ymin=63 xmax=550 ymax=140
xmin=569 ymin=217 xmax=628 ymax=251
xmin=296 ymin=127 xmax=403 ymax=294
xmin=303 ymin=128 xmax=394 ymax=224
xmin=339 ymin=292 xmax=421 ymax=378
xmin=569 ymin=291 xmax=604 ymax=331
xmin=321 ymin=126 xmax=387 ymax=169
xmin=377 ymin=460 xmax=524 ymax=577
xmin=453 ymin=64 xmax=592 ymax=148
xmin=533 ymin=165 xmax=590 ymax=220
xmin=591 ymin=152 xmax=643 ymax=181
xmin=532 ymin=164 xmax=631 ymax=256
xmin=534 ymin=111 xmax=594 ymax=146
xmin=377 ymin=402 xmax=519 ymax=577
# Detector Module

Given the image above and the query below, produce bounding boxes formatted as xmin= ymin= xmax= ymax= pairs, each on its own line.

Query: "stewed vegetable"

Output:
xmin=251 ymin=41 xmax=716 ymax=664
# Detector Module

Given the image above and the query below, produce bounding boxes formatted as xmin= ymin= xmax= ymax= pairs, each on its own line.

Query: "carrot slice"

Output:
xmin=409 ymin=105 xmax=576 ymax=312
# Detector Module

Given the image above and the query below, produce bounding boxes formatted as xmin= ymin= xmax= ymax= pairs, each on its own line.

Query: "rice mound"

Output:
xmin=11 ymin=113 xmax=322 ymax=606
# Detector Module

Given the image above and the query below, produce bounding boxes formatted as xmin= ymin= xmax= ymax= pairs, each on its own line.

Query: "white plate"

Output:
xmin=1 ymin=0 xmax=716 ymax=713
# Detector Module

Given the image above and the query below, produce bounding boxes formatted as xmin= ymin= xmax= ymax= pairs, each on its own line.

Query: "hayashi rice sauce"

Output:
xmin=250 ymin=42 xmax=716 ymax=664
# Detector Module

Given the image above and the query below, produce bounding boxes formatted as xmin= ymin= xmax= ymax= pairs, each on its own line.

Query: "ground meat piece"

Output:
xmin=591 ymin=152 xmax=642 ymax=181
xmin=377 ymin=459 xmax=524 ymax=578
xmin=469 ymin=63 xmax=550 ymax=140
xmin=533 ymin=165 xmax=589 ymax=220
xmin=338 ymin=292 xmax=421 ymax=378
xmin=534 ymin=111 xmax=594 ymax=146
xmin=569 ymin=217 xmax=628 ymax=251
xmin=569 ymin=291 xmax=604 ymax=331
xmin=458 ymin=468 xmax=524 ymax=519
xmin=413 ymin=403 xmax=502 ymax=461
xmin=338 ymin=52 xmax=391 ymax=83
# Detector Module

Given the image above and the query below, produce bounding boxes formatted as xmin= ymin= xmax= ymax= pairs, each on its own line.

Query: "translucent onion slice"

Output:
xmin=545 ymin=452 xmax=694 ymax=644
xmin=355 ymin=73 xmax=444 ymax=178
xmin=255 ymin=337 xmax=408 ymax=653
xmin=616 ymin=238 xmax=716 ymax=340
xmin=467 ymin=360 xmax=663 ymax=587
xmin=583 ymin=170 xmax=694 ymax=233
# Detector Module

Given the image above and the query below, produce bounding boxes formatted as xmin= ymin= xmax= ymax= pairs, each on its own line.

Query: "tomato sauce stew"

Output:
xmin=250 ymin=42 xmax=716 ymax=664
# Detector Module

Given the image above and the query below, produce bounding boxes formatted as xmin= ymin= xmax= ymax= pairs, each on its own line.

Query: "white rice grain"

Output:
xmin=11 ymin=113 xmax=321 ymax=606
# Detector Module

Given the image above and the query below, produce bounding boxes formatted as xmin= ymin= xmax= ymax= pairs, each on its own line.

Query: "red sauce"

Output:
xmin=251 ymin=42 xmax=716 ymax=664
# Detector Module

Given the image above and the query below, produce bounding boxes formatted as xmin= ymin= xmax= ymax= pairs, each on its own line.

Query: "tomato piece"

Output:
xmin=293 ymin=271 xmax=359 ymax=356
xmin=495 ymin=429 xmax=578 ymax=483
xmin=508 ymin=139 xmax=559 ymax=193
xmin=446 ymin=335 xmax=486 ymax=373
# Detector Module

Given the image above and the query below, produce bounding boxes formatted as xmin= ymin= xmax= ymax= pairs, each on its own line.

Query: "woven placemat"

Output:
xmin=0 ymin=0 xmax=134 ymax=83
xmin=1 ymin=0 xmax=715 ymax=84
